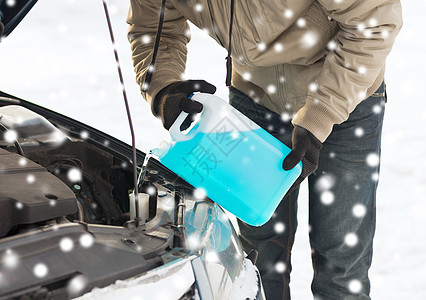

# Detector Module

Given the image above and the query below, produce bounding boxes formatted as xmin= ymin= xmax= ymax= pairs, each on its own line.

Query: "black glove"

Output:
xmin=283 ymin=125 xmax=322 ymax=175
xmin=281 ymin=126 xmax=322 ymax=197
xmin=153 ymin=80 xmax=216 ymax=130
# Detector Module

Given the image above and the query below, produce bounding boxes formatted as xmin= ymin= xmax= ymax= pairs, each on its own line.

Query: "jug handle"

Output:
xmin=169 ymin=93 xmax=214 ymax=141
xmin=169 ymin=109 xmax=203 ymax=142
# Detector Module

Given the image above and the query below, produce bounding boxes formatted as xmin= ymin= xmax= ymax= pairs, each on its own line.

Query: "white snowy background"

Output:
xmin=0 ymin=0 xmax=425 ymax=299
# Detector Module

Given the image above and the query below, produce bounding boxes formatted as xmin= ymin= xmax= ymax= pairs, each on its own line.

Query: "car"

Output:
xmin=0 ymin=1 xmax=265 ymax=299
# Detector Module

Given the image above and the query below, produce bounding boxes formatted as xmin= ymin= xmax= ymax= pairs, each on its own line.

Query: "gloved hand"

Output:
xmin=282 ymin=125 xmax=322 ymax=173
xmin=153 ymin=80 xmax=216 ymax=130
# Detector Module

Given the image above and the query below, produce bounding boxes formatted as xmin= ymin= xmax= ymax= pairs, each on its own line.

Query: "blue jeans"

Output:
xmin=229 ymin=83 xmax=386 ymax=300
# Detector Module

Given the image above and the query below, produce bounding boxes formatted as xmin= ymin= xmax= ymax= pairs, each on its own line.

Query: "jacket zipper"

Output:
xmin=226 ymin=2 xmax=252 ymax=67
xmin=277 ymin=65 xmax=287 ymax=112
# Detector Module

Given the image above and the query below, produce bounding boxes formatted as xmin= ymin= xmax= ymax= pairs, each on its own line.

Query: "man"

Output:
xmin=127 ymin=1 xmax=402 ymax=299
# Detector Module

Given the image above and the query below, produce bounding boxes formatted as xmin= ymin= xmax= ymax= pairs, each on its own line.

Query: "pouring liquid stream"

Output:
xmin=137 ymin=152 xmax=155 ymax=191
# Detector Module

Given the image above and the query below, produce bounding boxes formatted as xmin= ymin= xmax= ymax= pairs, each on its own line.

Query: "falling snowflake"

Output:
xmin=4 ymin=129 xmax=17 ymax=143
xmin=372 ymin=104 xmax=382 ymax=114
xmin=274 ymin=222 xmax=285 ymax=234
xmin=366 ymin=153 xmax=380 ymax=167
xmin=358 ymin=90 xmax=367 ymax=100
xmin=146 ymin=186 xmax=156 ymax=196
xmin=301 ymin=32 xmax=318 ymax=48
xmin=194 ymin=188 xmax=206 ymax=199
xmin=67 ymin=275 xmax=87 ymax=296
xmin=284 ymin=9 xmax=293 ymax=19
xmin=354 ymin=127 xmax=364 ymax=137
xmin=60 ymin=237 xmax=74 ymax=252
xmin=329 ymin=152 xmax=336 ymax=158
xmin=371 ymin=172 xmax=380 ymax=181
xmin=363 ymin=29 xmax=373 ymax=38
xmin=327 ymin=40 xmax=337 ymax=51
xmin=281 ymin=112 xmax=291 ymax=122
xmin=18 ymin=158 xmax=27 ymax=166
xmin=15 ymin=202 xmax=23 ymax=210
xmin=80 ymin=131 xmax=89 ymax=139
xmin=381 ymin=30 xmax=390 ymax=38
xmin=257 ymin=42 xmax=266 ymax=52
xmin=274 ymin=43 xmax=284 ymax=52
xmin=358 ymin=66 xmax=367 ymax=75
xmin=33 ymin=263 xmax=49 ymax=278
xmin=80 ymin=233 xmax=94 ymax=248
xmin=320 ymin=191 xmax=335 ymax=205
xmin=348 ymin=279 xmax=363 ymax=293
xmin=141 ymin=82 xmax=149 ymax=91
xmin=26 ymin=174 xmax=35 ymax=184
xmin=315 ymin=174 xmax=336 ymax=192
xmin=357 ymin=23 xmax=366 ymax=32
xmin=344 ymin=233 xmax=358 ymax=247
xmin=242 ymin=72 xmax=252 ymax=81
xmin=2 ymin=249 xmax=19 ymax=269
xmin=267 ymin=85 xmax=277 ymax=94
xmin=368 ymin=18 xmax=378 ymax=27
xmin=309 ymin=83 xmax=318 ymax=92
xmin=68 ymin=168 xmax=82 ymax=182
xmin=6 ymin=0 xmax=16 ymax=7
xmin=275 ymin=262 xmax=286 ymax=273
xmin=280 ymin=76 xmax=285 ymax=83
xmin=297 ymin=18 xmax=306 ymax=27
xmin=194 ymin=3 xmax=203 ymax=12
xmin=352 ymin=203 xmax=367 ymax=218
xmin=141 ymin=34 xmax=151 ymax=44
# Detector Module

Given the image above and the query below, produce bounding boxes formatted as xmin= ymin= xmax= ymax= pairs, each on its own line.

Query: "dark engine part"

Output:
xmin=0 ymin=222 xmax=172 ymax=300
xmin=0 ymin=148 xmax=78 ymax=237
xmin=22 ymin=140 xmax=127 ymax=226
xmin=0 ymin=104 xmax=139 ymax=227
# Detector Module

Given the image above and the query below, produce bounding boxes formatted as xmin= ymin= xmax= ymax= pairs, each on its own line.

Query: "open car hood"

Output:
xmin=0 ymin=0 xmax=38 ymax=38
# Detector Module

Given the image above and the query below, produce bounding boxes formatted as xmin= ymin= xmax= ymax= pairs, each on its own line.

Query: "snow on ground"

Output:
xmin=0 ymin=0 xmax=425 ymax=299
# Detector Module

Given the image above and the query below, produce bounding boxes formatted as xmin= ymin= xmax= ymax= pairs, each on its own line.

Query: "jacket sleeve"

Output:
xmin=127 ymin=0 xmax=190 ymax=115
xmin=292 ymin=0 xmax=402 ymax=142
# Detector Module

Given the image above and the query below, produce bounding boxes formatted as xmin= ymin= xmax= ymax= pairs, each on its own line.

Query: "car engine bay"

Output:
xmin=0 ymin=95 xmax=199 ymax=299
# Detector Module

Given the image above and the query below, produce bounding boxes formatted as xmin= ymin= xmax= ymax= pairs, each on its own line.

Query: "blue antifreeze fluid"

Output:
xmin=152 ymin=93 xmax=302 ymax=226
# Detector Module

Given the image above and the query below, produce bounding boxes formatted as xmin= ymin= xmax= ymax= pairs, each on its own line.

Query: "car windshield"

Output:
xmin=0 ymin=0 xmax=172 ymax=152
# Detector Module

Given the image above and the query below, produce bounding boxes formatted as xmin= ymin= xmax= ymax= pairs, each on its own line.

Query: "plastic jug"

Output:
xmin=152 ymin=93 xmax=302 ymax=226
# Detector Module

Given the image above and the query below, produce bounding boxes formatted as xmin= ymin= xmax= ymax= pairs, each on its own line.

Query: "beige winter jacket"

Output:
xmin=127 ymin=0 xmax=402 ymax=142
